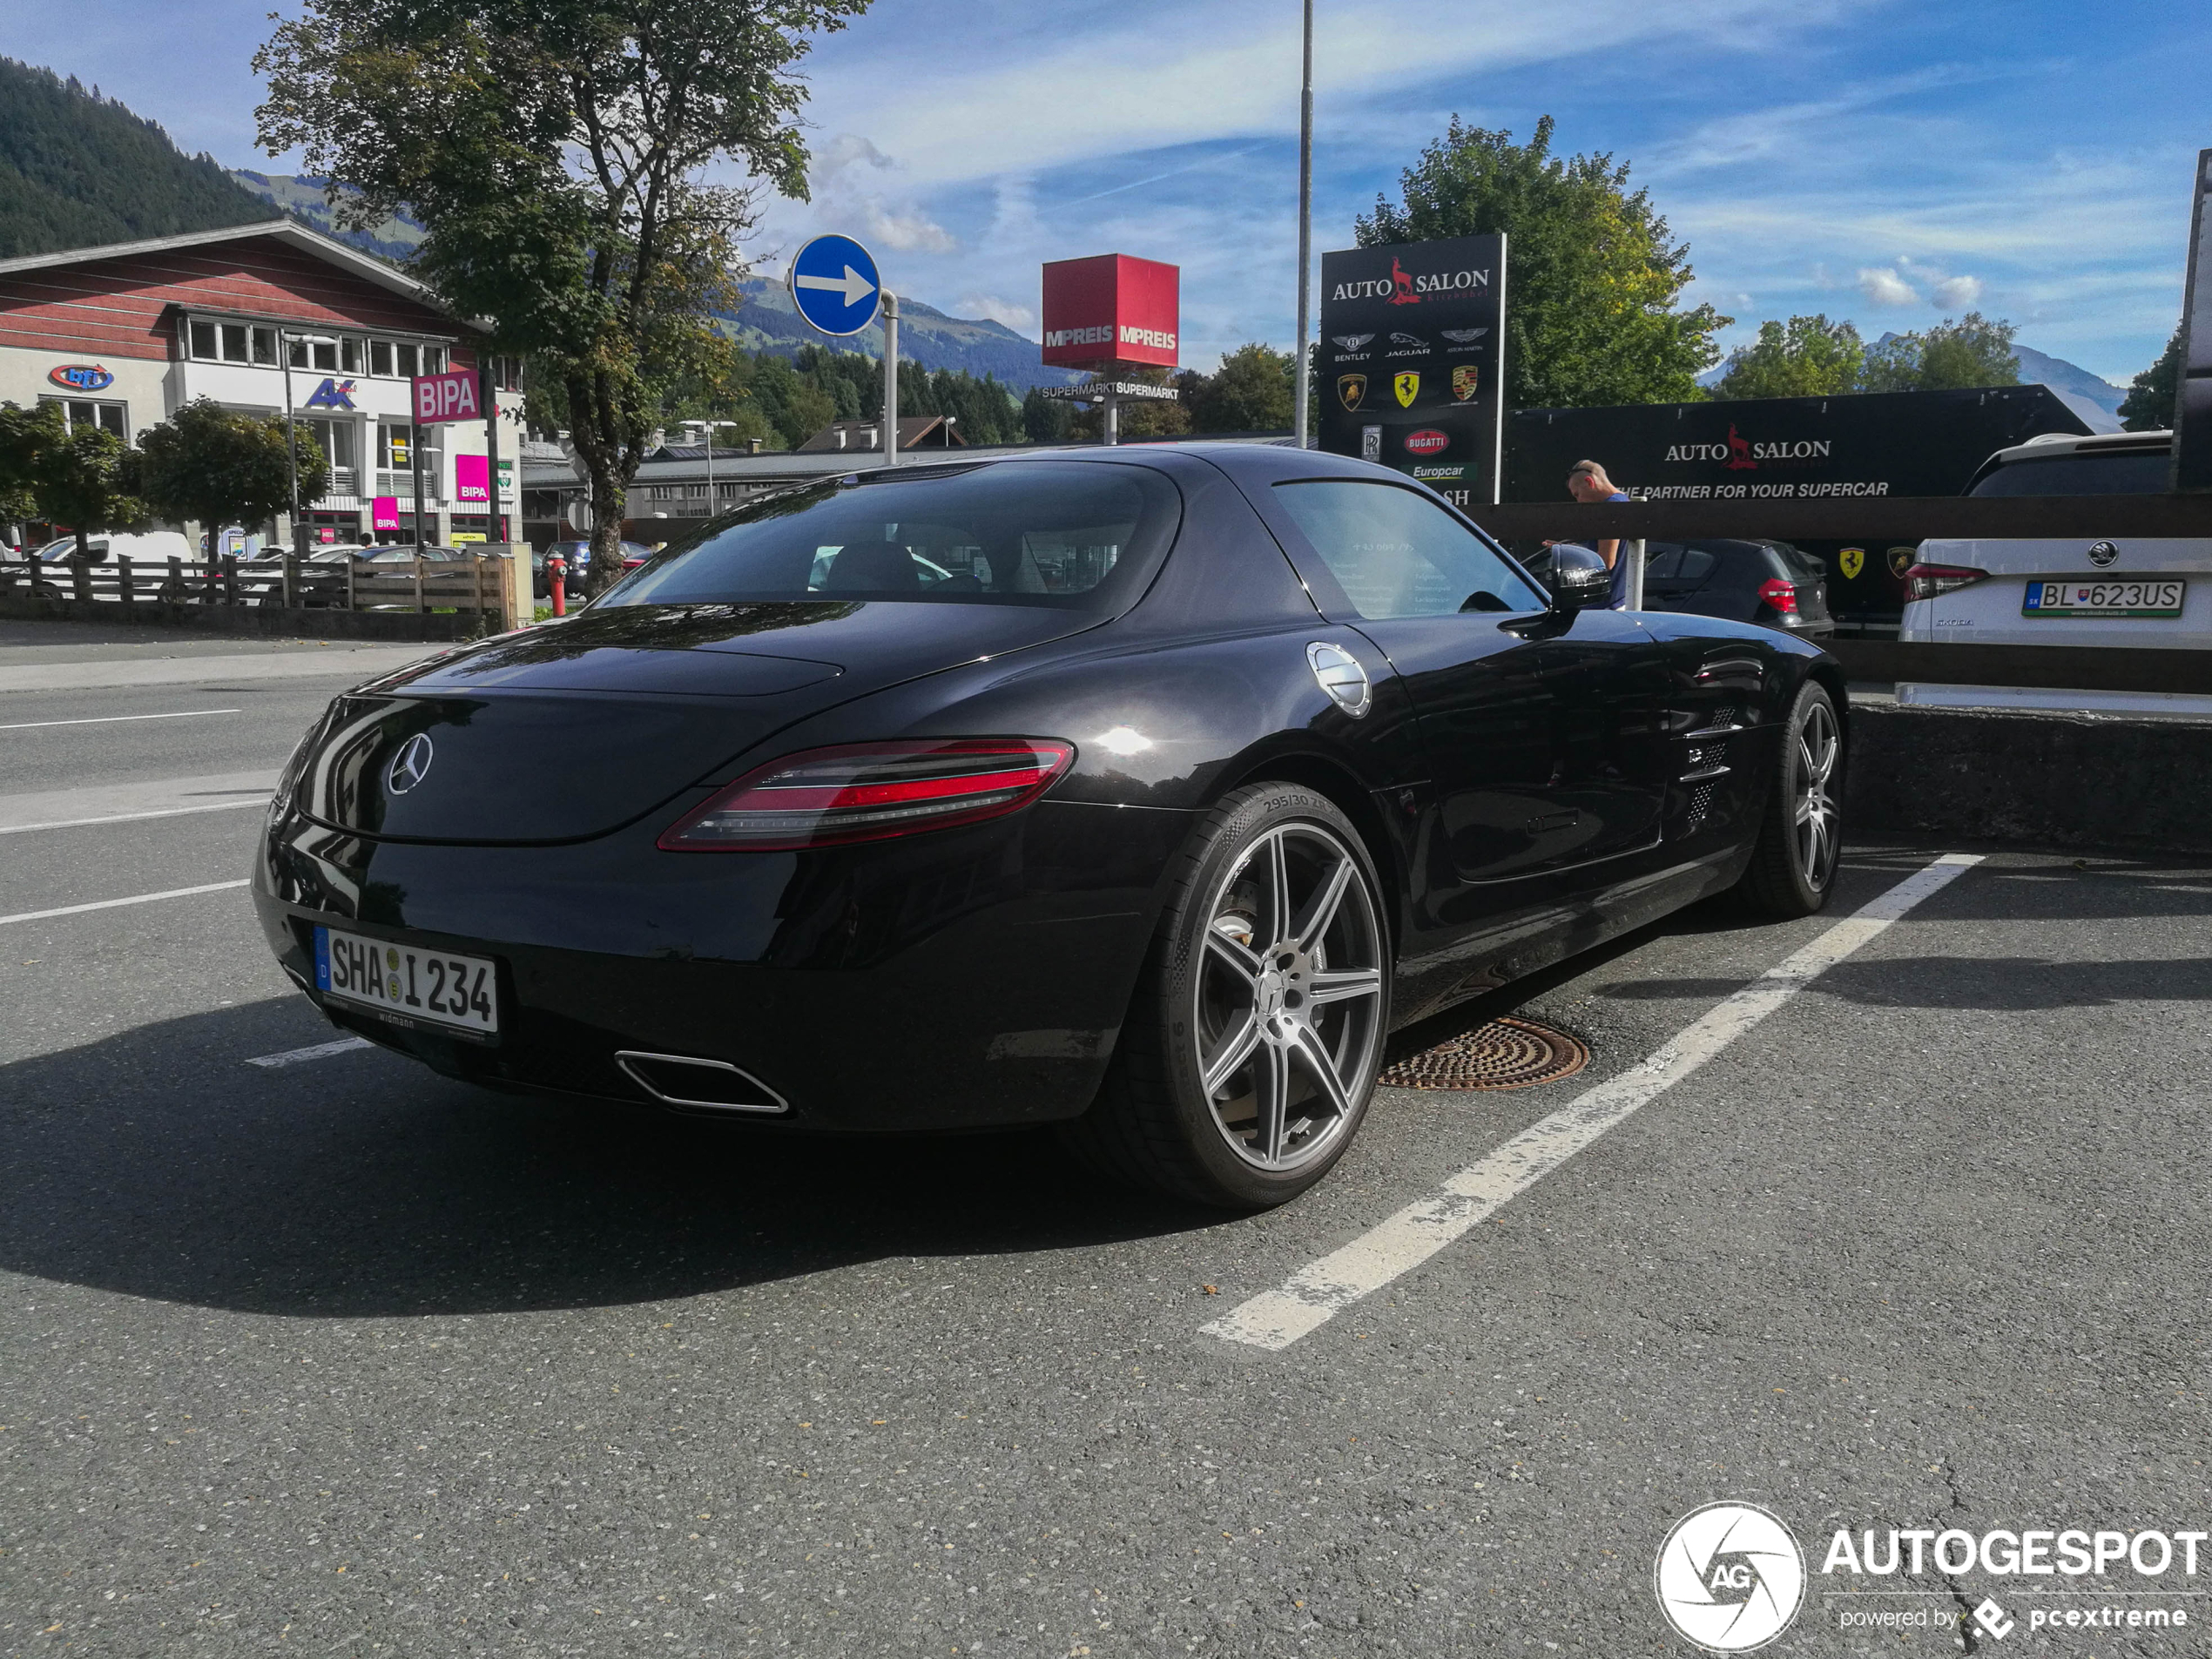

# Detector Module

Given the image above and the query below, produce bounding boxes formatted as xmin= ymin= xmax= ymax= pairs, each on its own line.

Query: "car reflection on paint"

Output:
xmin=253 ymin=443 xmax=1847 ymax=1210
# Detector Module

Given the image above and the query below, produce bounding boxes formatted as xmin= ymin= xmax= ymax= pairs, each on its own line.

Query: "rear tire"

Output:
xmin=1062 ymin=783 xmax=1390 ymax=1210
xmin=1736 ymin=679 xmax=1844 ymax=917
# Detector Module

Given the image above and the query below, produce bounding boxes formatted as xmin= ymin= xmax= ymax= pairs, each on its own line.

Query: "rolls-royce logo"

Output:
xmin=386 ymin=732 xmax=435 ymax=794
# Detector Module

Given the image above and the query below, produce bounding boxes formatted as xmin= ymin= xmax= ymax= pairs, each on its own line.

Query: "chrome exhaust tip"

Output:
xmin=614 ymin=1049 xmax=790 ymax=1116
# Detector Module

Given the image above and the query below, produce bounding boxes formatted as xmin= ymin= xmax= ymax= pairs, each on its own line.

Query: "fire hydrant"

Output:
xmin=548 ymin=553 xmax=567 ymax=617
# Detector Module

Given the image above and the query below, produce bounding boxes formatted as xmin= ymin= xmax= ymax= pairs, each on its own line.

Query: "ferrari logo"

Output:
xmin=1337 ymin=374 xmax=1366 ymax=411
xmin=1451 ymin=365 xmax=1479 ymax=402
xmin=1888 ymin=546 xmax=1916 ymax=578
xmin=1393 ymin=371 xmax=1420 ymax=408
xmin=1839 ymin=546 xmax=1865 ymax=580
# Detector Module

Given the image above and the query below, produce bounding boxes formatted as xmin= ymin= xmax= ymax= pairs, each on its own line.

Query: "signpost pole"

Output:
xmin=481 ymin=351 xmax=504 ymax=542
xmin=280 ymin=328 xmax=302 ymax=556
xmin=882 ymin=293 xmax=900 ymax=468
xmin=411 ymin=409 xmax=428 ymax=550
xmin=1103 ymin=387 xmax=1119 ymax=447
xmin=1291 ymin=0 xmax=1314 ymax=450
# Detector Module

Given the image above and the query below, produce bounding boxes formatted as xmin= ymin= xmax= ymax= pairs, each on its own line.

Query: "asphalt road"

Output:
xmin=3 ymin=618 xmax=2208 ymax=1658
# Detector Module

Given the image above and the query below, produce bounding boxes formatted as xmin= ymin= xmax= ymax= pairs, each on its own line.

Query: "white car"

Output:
xmin=1901 ymin=428 xmax=2209 ymax=713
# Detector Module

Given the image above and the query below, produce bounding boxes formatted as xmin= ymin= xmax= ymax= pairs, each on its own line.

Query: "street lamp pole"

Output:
xmin=280 ymin=328 xmax=302 ymax=553
xmin=1291 ymin=0 xmax=1315 ymax=449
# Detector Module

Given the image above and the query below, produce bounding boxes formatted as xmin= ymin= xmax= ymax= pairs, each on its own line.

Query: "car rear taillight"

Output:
xmin=658 ymin=739 xmax=1075 ymax=852
xmin=1904 ymin=563 xmax=1989 ymax=603
xmin=1757 ymin=577 xmax=1800 ymax=616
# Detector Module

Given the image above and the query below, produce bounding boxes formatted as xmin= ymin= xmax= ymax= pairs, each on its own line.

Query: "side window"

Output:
xmin=1271 ymin=480 xmax=1546 ymax=619
xmin=1643 ymin=544 xmax=1684 ymax=582
xmin=1676 ymin=548 xmax=1718 ymax=586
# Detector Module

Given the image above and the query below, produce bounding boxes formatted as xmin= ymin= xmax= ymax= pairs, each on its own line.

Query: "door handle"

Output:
xmin=1525 ymin=809 xmax=1580 ymax=834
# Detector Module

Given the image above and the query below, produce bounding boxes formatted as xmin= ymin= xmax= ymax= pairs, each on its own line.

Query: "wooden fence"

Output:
xmin=1 ymin=552 xmax=509 ymax=616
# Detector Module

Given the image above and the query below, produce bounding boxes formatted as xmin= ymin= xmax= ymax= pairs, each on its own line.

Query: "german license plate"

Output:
xmin=315 ymin=925 xmax=498 ymax=1039
xmin=2023 ymin=578 xmax=2184 ymax=618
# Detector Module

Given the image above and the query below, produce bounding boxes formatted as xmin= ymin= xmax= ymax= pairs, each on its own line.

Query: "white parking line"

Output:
xmin=0 ymin=799 xmax=271 ymax=835
xmin=1204 ymin=853 xmax=1985 ymax=1352
xmin=0 ymin=708 xmax=242 ymax=731
xmin=0 ymin=880 xmax=252 ymax=927
xmin=245 ymin=1036 xmax=374 ymax=1069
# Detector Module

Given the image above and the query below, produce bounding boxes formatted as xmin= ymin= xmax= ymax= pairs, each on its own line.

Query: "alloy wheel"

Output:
xmin=1792 ymin=698 xmax=1840 ymax=890
xmin=1192 ymin=821 xmax=1385 ymax=1172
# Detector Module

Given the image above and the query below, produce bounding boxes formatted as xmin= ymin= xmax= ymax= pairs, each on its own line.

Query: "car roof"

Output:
xmin=1984 ymin=428 xmax=2170 ymax=466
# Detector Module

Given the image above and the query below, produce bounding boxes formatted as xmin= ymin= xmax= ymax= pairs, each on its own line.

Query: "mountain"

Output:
xmin=718 ymin=278 xmax=1076 ymax=392
xmin=229 ymin=171 xmax=426 ymax=264
xmin=0 ymin=57 xmax=276 ymax=258
xmin=1698 ymin=334 xmax=2128 ymax=432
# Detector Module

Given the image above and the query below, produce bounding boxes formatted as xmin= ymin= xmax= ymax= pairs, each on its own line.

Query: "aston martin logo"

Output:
xmin=1839 ymin=547 xmax=1865 ymax=580
xmin=1338 ymin=374 xmax=1367 ymax=411
xmin=1331 ymin=333 xmax=1375 ymax=352
xmin=1440 ymin=327 xmax=1489 ymax=345
xmin=1451 ymin=365 xmax=1479 ymax=401
xmin=1393 ymin=371 xmax=1420 ymax=408
xmin=386 ymin=732 xmax=435 ymax=794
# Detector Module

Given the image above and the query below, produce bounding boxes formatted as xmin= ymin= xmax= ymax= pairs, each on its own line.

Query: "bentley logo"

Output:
xmin=1839 ymin=547 xmax=1865 ymax=580
xmin=1331 ymin=333 xmax=1375 ymax=352
xmin=386 ymin=732 xmax=435 ymax=794
xmin=1393 ymin=371 xmax=1420 ymax=408
xmin=2087 ymin=540 xmax=2119 ymax=567
xmin=1440 ymin=327 xmax=1488 ymax=345
xmin=1337 ymin=374 xmax=1367 ymax=411
xmin=1451 ymin=365 xmax=1480 ymax=401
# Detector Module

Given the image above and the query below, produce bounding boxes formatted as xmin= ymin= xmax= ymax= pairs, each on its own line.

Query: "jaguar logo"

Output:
xmin=386 ymin=732 xmax=435 ymax=794
xmin=2087 ymin=540 xmax=2119 ymax=567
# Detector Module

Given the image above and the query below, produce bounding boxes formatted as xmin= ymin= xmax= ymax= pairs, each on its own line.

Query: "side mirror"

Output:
xmin=1546 ymin=543 xmax=1612 ymax=611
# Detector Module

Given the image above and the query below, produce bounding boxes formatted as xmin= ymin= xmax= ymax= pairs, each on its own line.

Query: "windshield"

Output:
xmin=601 ymin=462 xmax=1180 ymax=610
xmin=1969 ymin=451 xmax=2170 ymax=496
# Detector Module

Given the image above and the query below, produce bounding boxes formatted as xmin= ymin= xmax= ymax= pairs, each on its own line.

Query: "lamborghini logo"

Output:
xmin=1839 ymin=546 xmax=1865 ymax=580
xmin=1888 ymin=546 xmax=1916 ymax=578
xmin=1393 ymin=371 xmax=1420 ymax=408
xmin=1337 ymin=374 xmax=1366 ymax=411
xmin=1451 ymin=365 xmax=1479 ymax=402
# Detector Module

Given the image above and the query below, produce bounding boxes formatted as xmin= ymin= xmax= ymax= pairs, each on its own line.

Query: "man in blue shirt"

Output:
xmin=1562 ymin=459 xmax=1635 ymax=607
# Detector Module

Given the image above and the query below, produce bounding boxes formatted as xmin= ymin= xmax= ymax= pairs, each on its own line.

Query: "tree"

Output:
xmin=1358 ymin=115 xmax=1729 ymax=409
xmin=2119 ymin=325 xmax=2183 ymax=431
xmin=137 ymin=398 xmax=326 ymax=550
xmin=1863 ymin=313 xmax=2020 ymax=393
xmin=1182 ymin=343 xmax=1295 ymax=433
xmin=1710 ymin=315 xmax=1865 ymax=401
xmin=1071 ymin=367 xmax=1189 ymax=442
xmin=256 ymin=0 xmax=870 ymax=593
xmin=1022 ymin=388 xmax=1074 ymax=444
xmin=0 ymin=401 xmax=149 ymax=558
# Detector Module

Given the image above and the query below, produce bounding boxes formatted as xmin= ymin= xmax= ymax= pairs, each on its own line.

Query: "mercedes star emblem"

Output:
xmin=386 ymin=732 xmax=435 ymax=794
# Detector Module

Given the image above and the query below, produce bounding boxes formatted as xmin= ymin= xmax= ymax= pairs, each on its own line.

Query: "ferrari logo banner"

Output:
xmin=1839 ymin=547 xmax=1865 ymax=580
xmin=1394 ymin=371 xmax=1420 ymax=408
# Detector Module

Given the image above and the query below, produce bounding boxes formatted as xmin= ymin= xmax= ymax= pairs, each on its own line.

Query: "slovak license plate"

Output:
xmin=2023 ymin=578 xmax=2184 ymax=618
xmin=315 ymin=925 xmax=498 ymax=1039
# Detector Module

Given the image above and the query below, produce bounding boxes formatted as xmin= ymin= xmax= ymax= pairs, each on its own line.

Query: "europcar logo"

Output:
xmin=1656 ymin=1502 xmax=1806 ymax=1652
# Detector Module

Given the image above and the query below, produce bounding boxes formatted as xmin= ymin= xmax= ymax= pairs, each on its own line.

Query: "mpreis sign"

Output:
xmin=1040 ymin=254 xmax=1180 ymax=370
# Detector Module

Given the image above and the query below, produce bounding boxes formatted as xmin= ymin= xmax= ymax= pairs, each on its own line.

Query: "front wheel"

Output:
xmin=1735 ymin=679 xmax=1844 ymax=916
xmin=1063 ymin=783 xmax=1390 ymax=1209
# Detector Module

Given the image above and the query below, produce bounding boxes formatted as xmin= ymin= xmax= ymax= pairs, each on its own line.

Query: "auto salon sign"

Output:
xmin=1040 ymin=254 xmax=1180 ymax=370
xmin=1317 ymin=234 xmax=1506 ymax=505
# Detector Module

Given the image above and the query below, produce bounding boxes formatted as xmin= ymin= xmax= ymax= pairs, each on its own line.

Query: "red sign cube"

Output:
xmin=1040 ymin=254 xmax=1180 ymax=370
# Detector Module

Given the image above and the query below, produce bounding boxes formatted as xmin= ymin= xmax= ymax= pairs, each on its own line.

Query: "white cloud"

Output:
xmin=1856 ymin=266 xmax=1922 ymax=306
xmin=865 ymin=203 xmax=957 ymax=253
xmin=958 ymin=293 xmax=1035 ymax=331
xmin=1931 ymin=273 xmax=1984 ymax=308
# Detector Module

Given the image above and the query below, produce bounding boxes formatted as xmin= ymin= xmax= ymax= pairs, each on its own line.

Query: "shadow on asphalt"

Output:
xmin=0 ymin=1001 xmax=1213 ymax=1319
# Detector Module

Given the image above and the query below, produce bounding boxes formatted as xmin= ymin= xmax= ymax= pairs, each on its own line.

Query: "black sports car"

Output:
xmin=254 ymin=443 xmax=1847 ymax=1209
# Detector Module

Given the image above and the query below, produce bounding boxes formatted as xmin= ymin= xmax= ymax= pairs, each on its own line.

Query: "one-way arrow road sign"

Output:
xmin=787 ymin=234 xmax=882 ymax=337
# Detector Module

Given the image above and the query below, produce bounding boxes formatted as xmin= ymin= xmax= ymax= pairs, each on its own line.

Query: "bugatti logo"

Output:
xmin=48 ymin=363 xmax=114 ymax=391
xmin=1451 ymin=365 xmax=1479 ymax=401
xmin=1393 ymin=371 xmax=1420 ymax=408
xmin=386 ymin=732 xmax=435 ymax=794
xmin=1337 ymin=374 xmax=1367 ymax=411
xmin=1839 ymin=547 xmax=1865 ymax=579
xmin=1331 ymin=333 xmax=1375 ymax=352
xmin=2087 ymin=540 xmax=2119 ymax=567
xmin=1654 ymin=1502 xmax=1805 ymax=1653
xmin=1404 ymin=428 xmax=1449 ymax=455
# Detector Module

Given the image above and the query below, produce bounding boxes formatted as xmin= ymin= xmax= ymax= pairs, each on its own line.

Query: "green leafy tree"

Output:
xmin=2119 ymin=325 xmax=2183 ymax=431
xmin=137 ymin=398 xmax=326 ymax=550
xmin=1071 ymin=367 xmax=1189 ymax=442
xmin=1022 ymin=387 xmax=1074 ymax=444
xmin=1358 ymin=115 xmax=1730 ymax=409
xmin=1182 ymin=343 xmax=1295 ymax=433
xmin=0 ymin=401 xmax=149 ymax=558
xmin=1710 ymin=314 xmax=1865 ymax=400
xmin=1863 ymin=313 xmax=2020 ymax=393
xmin=255 ymin=0 xmax=870 ymax=594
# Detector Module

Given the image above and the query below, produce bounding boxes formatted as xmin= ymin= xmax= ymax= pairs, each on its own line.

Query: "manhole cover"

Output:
xmin=1379 ymin=1015 xmax=1590 ymax=1091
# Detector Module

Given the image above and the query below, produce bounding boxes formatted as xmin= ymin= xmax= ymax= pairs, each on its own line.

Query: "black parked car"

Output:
xmin=255 ymin=445 xmax=1846 ymax=1209
xmin=1521 ymin=538 xmax=1834 ymax=637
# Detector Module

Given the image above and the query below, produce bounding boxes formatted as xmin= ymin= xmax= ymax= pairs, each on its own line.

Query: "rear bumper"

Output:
xmin=253 ymin=798 xmax=1192 ymax=1131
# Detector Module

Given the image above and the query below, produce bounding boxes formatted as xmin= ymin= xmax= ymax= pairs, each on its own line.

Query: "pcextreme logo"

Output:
xmin=1655 ymin=1503 xmax=1806 ymax=1653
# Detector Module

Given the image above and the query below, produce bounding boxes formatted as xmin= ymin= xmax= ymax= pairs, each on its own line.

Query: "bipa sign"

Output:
xmin=412 ymin=368 xmax=481 ymax=424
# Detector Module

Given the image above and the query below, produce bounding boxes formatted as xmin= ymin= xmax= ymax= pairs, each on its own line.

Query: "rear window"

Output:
xmin=1758 ymin=541 xmax=1826 ymax=580
xmin=1968 ymin=451 xmax=2170 ymax=496
xmin=600 ymin=462 xmax=1179 ymax=610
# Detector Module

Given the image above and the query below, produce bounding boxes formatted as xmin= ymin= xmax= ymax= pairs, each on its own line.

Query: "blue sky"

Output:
xmin=7 ymin=0 xmax=2205 ymax=383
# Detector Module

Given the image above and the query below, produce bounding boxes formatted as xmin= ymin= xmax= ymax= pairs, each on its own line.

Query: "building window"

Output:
xmin=395 ymin=342 xmax=420 ymax=378
xmin=421 ymin=345 xmax=447 ymax=374
xmin=219 ymin=322 xmax=251 ymax=362
xmin=289 ymin=337 xmax=342 ymax=373
xmin=41 ymin=398 xmax=126 ymax=437
xmin=301 ymin=417 xmax=361 ymax=497
xmin=188 ymin=319 xmax=218 ymax=359
xmin=370 ymin=340 xmax=394 ymax=377
xmin=341 ymin=338 xmax=361 ymax=374
xmin=251 ymin=327 xmax=279 ymax=365
xmin=377 ymin=421 xmax=440 ymax=498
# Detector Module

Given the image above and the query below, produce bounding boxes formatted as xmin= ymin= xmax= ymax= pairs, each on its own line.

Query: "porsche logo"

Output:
xmin=1393 ymin=371 xmax=1420 ymax=408
xmin=1337 ymin=374 xmax=1366 ymax=411
xmin=1838 ymin=546 xmax=1865 ymax=580
xmin=1888 ymin=546 xmax=1916 ymax=578
xmin=1451 ymin=365 xmax=1479 ymax=402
